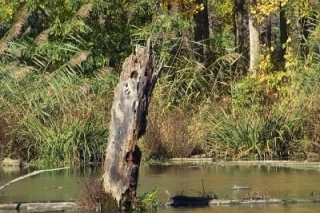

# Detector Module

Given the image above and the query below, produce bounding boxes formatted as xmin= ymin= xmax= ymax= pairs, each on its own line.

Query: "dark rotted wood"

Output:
xmin=102 ymin=41 xmax=161 ymax=209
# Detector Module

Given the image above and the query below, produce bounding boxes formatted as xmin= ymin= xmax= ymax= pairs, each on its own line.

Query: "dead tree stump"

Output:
xmin=103 ymin=41 xmax=161 ymax=210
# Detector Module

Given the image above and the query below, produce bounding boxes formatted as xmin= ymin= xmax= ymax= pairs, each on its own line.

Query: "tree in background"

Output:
xmin=234 ymin=0 xmax=245 ymax=54
xmin=279 ymin=1 xmax=288 ymax=67
xmin=248 ymin=0 xmax=260 ymax=75
xmin=194 ymin=0 xmax=211 ymax=66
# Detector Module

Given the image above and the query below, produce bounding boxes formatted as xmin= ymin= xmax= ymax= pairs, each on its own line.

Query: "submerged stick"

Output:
xmin=202 ymin=179 xmax=205 ymax=196
xmin=0 ymin=167 xmax=69 ymax=191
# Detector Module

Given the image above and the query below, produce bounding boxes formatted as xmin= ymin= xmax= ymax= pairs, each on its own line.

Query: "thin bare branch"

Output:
xmin=0 ymin=167 xmax=69 ymax=191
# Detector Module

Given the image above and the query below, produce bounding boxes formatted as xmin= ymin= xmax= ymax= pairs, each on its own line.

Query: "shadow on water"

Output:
xmin=169 ymin=195 xmax=213 ymax=207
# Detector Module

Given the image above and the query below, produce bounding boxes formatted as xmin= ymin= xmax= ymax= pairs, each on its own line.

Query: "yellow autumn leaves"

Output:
xmin=160 ymin=0 xmax=204 ymax=17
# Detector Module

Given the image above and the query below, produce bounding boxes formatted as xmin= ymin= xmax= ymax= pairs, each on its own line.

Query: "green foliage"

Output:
xmin=23 ymin=115 xmax=108 ymax=165
xmin=0 ymin=61 xmax=117 ymax=164
xmin=231 ymin=71 xmax=290 ymax=110
xmin=0 ymin=0 xmax=150 ymax=70
xmin=206 ymin=99 xmax=308 ymax=160
xmin=141 ymin=185 xmax=160 ymax=211
xmin=133 ymin=8 xmax=216 ymax=112
xmin=209 ymin=0 xmax=234 ymax=27
xmin=0 ymin=0 xmax=141 ymax=164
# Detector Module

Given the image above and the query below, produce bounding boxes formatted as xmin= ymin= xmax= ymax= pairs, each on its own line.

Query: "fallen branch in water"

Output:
xmin=167 ymin=196 xmax=320 ymax=207
xmin=0 ymin=167 xmax=69 ymax=191
xmin=0 ymin=201 xmax=76 ymax=212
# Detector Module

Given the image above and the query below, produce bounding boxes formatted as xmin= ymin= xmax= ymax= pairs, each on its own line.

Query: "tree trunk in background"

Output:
xmin=248 ymin=0 xmax=260 ymax=76
xmin=279 ymin=3 xmax=288 ymax=68
xmin=194 ymin=0 xmax=211 ymax=67
xmin=234 ymin=0 xmax=245 ymax=74
xmin=103 ymin=41 xmax=161 ymax=210
xmin=235 ymin=0 xmax=245 ymax=54
xmin=267 ymin=13 xmax=272 ymax=49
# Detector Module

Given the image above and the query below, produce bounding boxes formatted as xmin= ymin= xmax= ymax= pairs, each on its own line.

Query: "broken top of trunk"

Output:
xmin=103 ymin=41 xmax=161 ymax=208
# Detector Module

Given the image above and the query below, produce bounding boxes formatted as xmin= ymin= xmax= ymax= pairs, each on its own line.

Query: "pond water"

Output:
xmin=1 ymin=162 xmax=320 ymax=213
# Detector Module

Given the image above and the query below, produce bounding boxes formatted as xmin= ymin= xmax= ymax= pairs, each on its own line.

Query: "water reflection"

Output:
xmin=137 ymin=163 xmax=320 ymax=213
xmin=1 ymin=163 xmax=320 ymax=213
xmin=0 ymin=165 xmax=101 ymax=203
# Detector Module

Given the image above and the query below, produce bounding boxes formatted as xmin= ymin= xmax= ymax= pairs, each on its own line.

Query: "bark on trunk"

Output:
xmin=194 ymin=0 xmax=211 ymax=67
xmin=248 ymin=0 xmax=260 ymax=76
xmin=103 ymin=41 xmax=161 ymax=210
xmin=233 ymin=0 xmax=246 ymax=74
xmin=279 ymin=4 xmax=288 ymax=68
xmin=267 ymin=13 xmax=272 ymax=49
xmin=235 ymin=0 xmax=245 ymax=54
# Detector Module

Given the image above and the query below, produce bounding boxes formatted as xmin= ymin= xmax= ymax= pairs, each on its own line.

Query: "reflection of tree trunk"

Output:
xmin=103 ymin=41 xmax=161 ymax=210
xmin=194 ymin=0 xmax=211 ymax=67
xmin=279 ymin=4 xmax=288 ymax=68
xmin=248 ymin=0 xmax=260 ymax=75
xmin=235 ymin=0 xmax=245 ymax=54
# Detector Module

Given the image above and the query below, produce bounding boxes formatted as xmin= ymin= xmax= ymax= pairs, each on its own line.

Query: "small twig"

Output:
xmin=202 ymin=179 xmax=206 ymax=196
xmin=190 ymin=179 xmax=207 ymax=197
xmin=0 ymin=167 xmax=69 ymax=191
xmin=191 ymin=188 xmax=201 ymax=195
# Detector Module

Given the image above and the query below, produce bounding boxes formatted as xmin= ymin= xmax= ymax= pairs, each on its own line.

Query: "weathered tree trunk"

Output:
xmin=103 ymin=41 xmax=161 ymax=210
